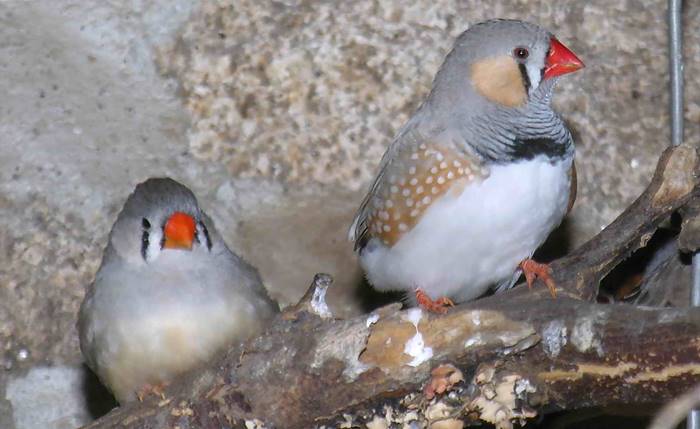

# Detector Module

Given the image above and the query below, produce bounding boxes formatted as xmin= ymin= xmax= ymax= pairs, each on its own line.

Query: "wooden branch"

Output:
xmin=83 ymin=145 xmax=700 ymax=429
xmin=680 ymin=197 xmax=700 ymax=253
xmin=548 ymin=144 xmax=697 ymax=301
xmin=84 ymin=296 xmax=700 ymax=429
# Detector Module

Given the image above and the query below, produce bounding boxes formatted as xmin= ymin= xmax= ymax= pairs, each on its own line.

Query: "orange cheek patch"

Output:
xmin=163 ymin=212 xmax=196 ymax=250
xmin=366 ymin=145 xmax=488 ymax=247
xmin=470 ymin=55 xmax=527 ymax=108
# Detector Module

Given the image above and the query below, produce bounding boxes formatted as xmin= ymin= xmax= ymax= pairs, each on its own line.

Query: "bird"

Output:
xmin=78 ymin=177 xmax=278 ymax=403
xmin=348 ymin=19 xmax=584 ymax=313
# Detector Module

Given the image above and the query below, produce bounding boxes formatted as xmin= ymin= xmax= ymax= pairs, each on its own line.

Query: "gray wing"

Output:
xmin=348 ymin=126 xmax=421 ymax=251
xmin=77 ymin=280 xmax=99 ymax=373
xmin=349 ymin=121 xmax=478 ymax=251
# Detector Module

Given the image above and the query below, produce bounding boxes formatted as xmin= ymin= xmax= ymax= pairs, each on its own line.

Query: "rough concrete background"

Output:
xmin=0 ymin=0 xmax=698 ymax=427
xmin=157 ymin=0 xmax=700 ymax=238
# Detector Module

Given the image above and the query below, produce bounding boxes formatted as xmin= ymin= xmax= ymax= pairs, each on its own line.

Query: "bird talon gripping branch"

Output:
xmin=519 ymin=259 xmax=557 ymax=298
xmin=136 ymin=383 xmax=168 ymax=402
xmin=416 ymin=289 xmax=454 ymax=314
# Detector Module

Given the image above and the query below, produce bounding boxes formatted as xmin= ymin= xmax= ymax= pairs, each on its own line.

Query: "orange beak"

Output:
xmin=163 ymin=212 xmax=196 ymax=251
xmin=544 ymin=37 xmax=584 ymax=80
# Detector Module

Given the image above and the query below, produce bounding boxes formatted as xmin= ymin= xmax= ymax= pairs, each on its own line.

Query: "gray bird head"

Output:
xmin=105 ymin=178 xmax=218 ymax=266
xmin=408 ymin=19 xmax=584 ymax=164
xmin=425 ymin=19 xmax=583 ymax=116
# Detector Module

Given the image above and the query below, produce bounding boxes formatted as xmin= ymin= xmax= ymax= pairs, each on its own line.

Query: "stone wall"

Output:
xmin=0 ymin=1 xmax=697 ymax=427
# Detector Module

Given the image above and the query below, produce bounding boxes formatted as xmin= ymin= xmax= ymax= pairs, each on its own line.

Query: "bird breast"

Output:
xmin=81 ymin=251 xmax=270 ymax=402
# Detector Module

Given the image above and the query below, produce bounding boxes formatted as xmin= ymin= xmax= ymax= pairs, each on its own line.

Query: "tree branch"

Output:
xmin=549 ymin=144 xmax=697 ymax=301
xmin=83 ymin=144 xmax=700 ymax=429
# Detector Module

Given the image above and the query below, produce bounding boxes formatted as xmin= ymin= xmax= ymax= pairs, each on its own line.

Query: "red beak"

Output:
xmin=544 ymin=37 xmax=584 ymax=80
xmin=163 ymin=212 xmax=196 ymax=251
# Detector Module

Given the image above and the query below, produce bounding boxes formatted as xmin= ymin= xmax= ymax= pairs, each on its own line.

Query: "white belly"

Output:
xmin=360 ymin=156 xmax=572 ymax=303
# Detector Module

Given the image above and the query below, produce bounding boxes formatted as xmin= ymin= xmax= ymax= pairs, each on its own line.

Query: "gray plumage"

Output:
xmin=79 ymin=177 xmax=277 ymax=402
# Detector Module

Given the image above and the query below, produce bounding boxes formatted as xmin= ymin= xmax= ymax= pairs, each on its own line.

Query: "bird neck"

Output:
xmin=456 ymin=85 xmax=573 ymax=165
xmin=415 ymin=77 xmax=574 ymax=165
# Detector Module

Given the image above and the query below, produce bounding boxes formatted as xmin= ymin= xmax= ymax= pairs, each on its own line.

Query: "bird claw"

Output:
xmin=415 ymin=289 xmax=454 ymax=314
xmin=519 ymin=259 xmax=557 ymax=298
xmin=136 ymin=382 xmax=168 ymax=402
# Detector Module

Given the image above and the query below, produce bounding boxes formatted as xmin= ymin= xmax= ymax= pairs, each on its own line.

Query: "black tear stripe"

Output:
xmin=518 ymin=63 xmax=531 ymax=94
xmin=141 ymin=230 xmax=149 ymax=261
xmin=141 ymin=217 xmax=151 ymax=261
xmin=509 ymin=137 xmax=568 ymax=161
xmin=199 ymin=221 xmax=213 ymax=251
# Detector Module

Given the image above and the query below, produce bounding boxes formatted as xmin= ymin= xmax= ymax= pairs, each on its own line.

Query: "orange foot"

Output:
xmin=416 ymin=289 xmax=454 ymax=314
xmin=519 ymin=259 xmax=557 ymax=298
xmin=137 ymin=382 xmax=168 ymax=402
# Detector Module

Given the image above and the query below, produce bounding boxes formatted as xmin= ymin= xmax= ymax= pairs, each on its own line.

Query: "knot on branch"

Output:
xmin=283 ymin=273 xmax=334 ymax=320
xmin=652 ymin=144 xmax=697 ymax=208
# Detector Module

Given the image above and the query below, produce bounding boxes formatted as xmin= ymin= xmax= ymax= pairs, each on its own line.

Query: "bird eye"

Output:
xmin=142 ymin=218 xmax=151 ymax=229
xmin=513 ymin=47 xmax=529 ymax=60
